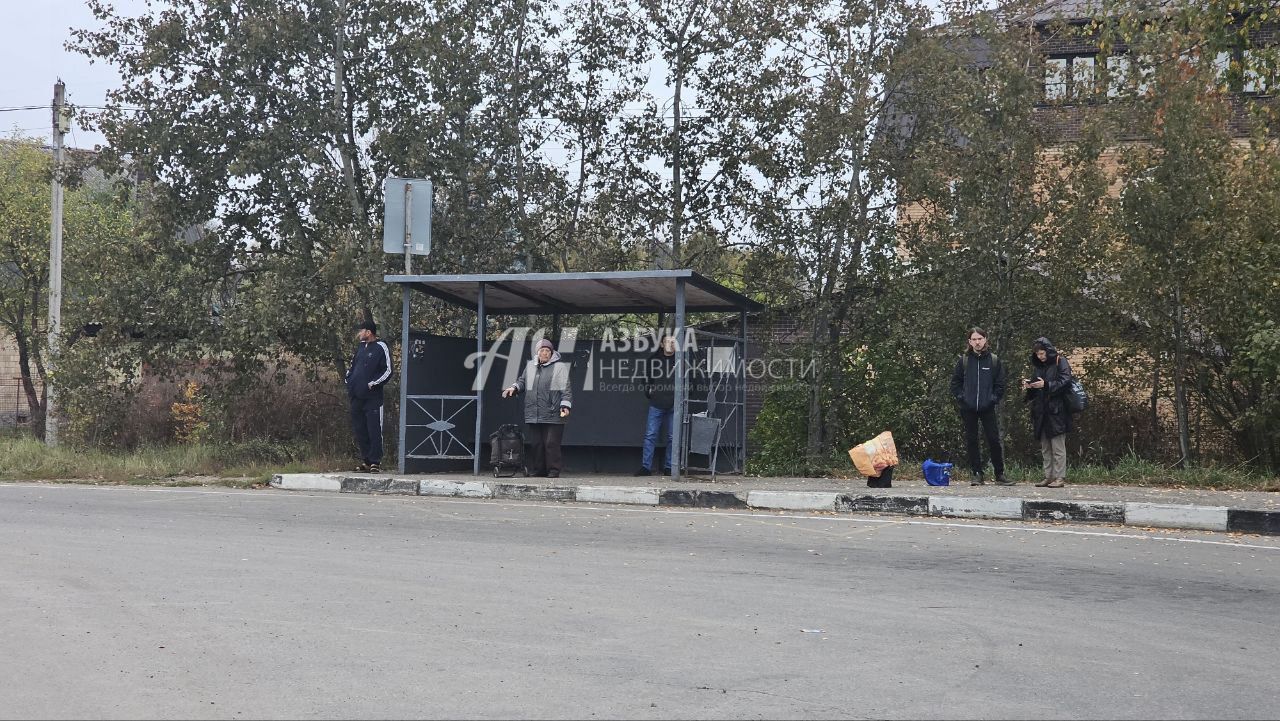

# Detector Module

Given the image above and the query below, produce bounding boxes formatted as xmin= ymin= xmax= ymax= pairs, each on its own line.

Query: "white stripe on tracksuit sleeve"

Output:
xmin=370 ymin=341 xmax=393 ymax=386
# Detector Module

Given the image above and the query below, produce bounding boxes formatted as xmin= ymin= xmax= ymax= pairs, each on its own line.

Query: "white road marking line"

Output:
xmin=5 ymin=482 xmax=1280 ymax=550
xmin=429 ymin=499 xmax=1280 ymax=551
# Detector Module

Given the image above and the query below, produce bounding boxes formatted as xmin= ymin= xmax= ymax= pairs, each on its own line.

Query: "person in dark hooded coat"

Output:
xmin=1022 ymin=337 xmax=1073 ymax=488
xmin=502 ymin=338 xmax=573 ymax=478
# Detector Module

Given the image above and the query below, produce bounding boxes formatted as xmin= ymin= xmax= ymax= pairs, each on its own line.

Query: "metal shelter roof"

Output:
xmin=384 ymin=270 xmax=765 ymax=315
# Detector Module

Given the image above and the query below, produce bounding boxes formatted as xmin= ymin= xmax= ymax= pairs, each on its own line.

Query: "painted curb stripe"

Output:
xmin=658 ymin=489 xmax=749 ymax=509
xmin=1226 ymin=509 xmax=1280 ymax=535
xmin=1023 ymin=500 xmax=1125 ymax=523
xmin=418 ymin=479 xmax=492 ymax=498
xmin=491 ymin=483 xmax=576 ymax=502
xmin=929 ymin=496 xmax=1024 ymax=519
xmin=836 ymin=494 xmax=930 ymax=515
xmin=746 ymin=491 xmax=838 ymax=511
xmin=339 ymin=477 xmax=419 ymax=495
xmin=1125 ymin=502 xmax=1229 ymax=531
xmin=575 ymin=486 xmax=660 ymax=505
xmin=271 ymin=474 xmax=341 ymax=492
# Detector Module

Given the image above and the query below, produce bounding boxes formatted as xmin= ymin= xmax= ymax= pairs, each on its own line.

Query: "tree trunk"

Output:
xmin=332 ymin=0 xmax=365 ymax=246
xmin=1150 ymin=365 xmax=1161 ymax=451
xmin=14 ymin=329 xmax=45 ymax=440
xmin=670 ymin=49 xmax=683 ymax=270
xmin=509 ymin=0 xmax=530 ymax=266
xmin=1172 ymin=287 xmax=1192 ymax=467
xmin=332 ymin=325 xmax=350 ymax=382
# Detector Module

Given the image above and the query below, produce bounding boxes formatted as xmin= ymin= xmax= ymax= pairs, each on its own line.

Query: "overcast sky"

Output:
xmin=0 ymin=0 xmax=145 ymax=148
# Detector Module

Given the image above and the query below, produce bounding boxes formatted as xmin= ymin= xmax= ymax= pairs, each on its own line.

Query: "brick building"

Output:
xmin=900 ymin=0 xmax=1277 ymax=228
xmin=1030 ymin=0 xmax=1277 ymax=140
xmin=0 ymin=332 xmax=37 ymax=428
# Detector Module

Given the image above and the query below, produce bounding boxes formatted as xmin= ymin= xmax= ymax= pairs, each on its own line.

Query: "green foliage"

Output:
xmin=836 ymin=340 xmax=963 ymax=462
xmin=0 ymin=138 xmax=144 ymax=438
xmin=1084 ymin=1 xmax=1280 ymax=471
xmin=745 ymin=382 xmax=811 ymax=476
xmin=30 ymin=0 xmax=1275 ymax=474
xmin=896 ymin=9 xmax=1112 ymax=362
xmin=0 ymin=436 xmax=341 ymax=483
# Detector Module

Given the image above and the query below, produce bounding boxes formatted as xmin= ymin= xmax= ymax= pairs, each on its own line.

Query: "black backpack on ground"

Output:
xmin=489 ymin=424 xmax=526 ymax=477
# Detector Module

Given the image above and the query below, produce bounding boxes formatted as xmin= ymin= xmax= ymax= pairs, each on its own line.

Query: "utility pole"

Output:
xmin=46 ymin=79 xmax=67 ymax=446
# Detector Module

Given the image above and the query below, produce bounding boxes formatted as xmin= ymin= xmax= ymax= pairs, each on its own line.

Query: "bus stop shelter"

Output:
xmin=384 ymin=270 xmax=765 ymax=480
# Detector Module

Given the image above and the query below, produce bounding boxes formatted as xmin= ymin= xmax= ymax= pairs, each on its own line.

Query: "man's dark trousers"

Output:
xmin=350 ymin=396 xmax=384 ymax=465
xmin=960 ymin=407 xmax=1004 ymax=477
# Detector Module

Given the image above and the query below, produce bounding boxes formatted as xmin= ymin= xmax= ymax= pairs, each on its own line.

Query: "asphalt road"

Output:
xmin=1 ymin=483 xmax=1278 ymax=720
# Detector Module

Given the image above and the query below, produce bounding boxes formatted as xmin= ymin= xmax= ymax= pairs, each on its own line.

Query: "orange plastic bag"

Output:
xmin=847 ymin=431 xmax=899 ymax=477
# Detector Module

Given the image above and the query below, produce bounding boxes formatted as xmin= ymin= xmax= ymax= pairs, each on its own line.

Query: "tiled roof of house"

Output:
xmin=1016 ymin=0 xmax=1190 ymax=24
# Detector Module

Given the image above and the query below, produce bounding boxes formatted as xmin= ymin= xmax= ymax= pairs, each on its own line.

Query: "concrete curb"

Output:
xmin=1124 ymin=502 xmax=1228 ymax=531
xmin=575 ymin=485 xmax=659 ymax=506
xmin=339 ymin=476 xmax=419 ymax=495
xmin=1024 ymin=500 xmax=1124 ymax=524
xmin=660 ymin=489 xmax=749 ymax=509
xmin=837 ymin=494 xmax=930 ymax=515
xmin=419 ymin=479 xmax=492 ymax=498
xmin=928 ymin=496 xmax=1024 ymax=520
xmin=271 ymin=473 xmax=341 ymax=492
xmin=268 ymin=474 xmax=1280 ymax=536
xmin=746 ymin=490 xmax=838 ymax=511
xmin=491 ymin=483 xmax=577 ymax=502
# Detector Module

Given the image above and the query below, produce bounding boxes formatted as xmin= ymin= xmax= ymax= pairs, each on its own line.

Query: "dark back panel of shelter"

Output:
xmin=404 ymin=332 xmax=739 ymax=474
xmin=407 ymin=332 xmax=653 ymax=443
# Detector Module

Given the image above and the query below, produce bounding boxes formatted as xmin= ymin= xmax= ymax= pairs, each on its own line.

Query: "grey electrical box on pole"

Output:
xmin=382 ymin=178 xmax=432 ymax=274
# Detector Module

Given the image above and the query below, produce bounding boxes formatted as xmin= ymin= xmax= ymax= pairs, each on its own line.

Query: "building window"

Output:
xmin=1105 ymin=54 xmax=1155 ymax=98
xmin=1044 ymin=55 xmax=1096 ymax=102
xmin=1073 ymin=56 xmax=1097 ymax=97
xmin=1106 ymin=55 xmax=1128 ymax=97
xmin=1214 ymin=51 xmax=1231 ymax=86
xmin=1134 ymin=55 xmax=1154 ymax=95
xmin=1242 ymin=48 xmax=1273 ymax=94
xmin=1045 ymin=57 xmax=1069 ymax=100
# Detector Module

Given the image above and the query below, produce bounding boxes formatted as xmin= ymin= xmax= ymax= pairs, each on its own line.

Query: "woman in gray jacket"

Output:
xmin=502 ymin=338 xmax=573 ymax=477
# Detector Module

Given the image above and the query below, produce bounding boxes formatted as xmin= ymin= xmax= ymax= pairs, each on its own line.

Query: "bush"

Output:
xmin=57 ymin=357 xmax=354 ymax=453
xmin=746 ymin=382 xmax=811 ymax=476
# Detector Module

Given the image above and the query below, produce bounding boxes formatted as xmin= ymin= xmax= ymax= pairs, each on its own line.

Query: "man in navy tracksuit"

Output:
xmin=346 ymin=320 xmax=392 ymax=472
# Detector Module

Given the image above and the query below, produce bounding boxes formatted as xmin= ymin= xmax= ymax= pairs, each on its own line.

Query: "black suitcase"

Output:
xmin=489 ymin=424 xmax=526 ymax=477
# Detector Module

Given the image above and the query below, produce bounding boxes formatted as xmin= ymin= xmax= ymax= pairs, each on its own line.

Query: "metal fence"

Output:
xmin=0 ymin=377 xmax=34 ymax=429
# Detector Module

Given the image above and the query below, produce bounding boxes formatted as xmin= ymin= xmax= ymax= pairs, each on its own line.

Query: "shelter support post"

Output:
xmin=672 ymin=279 xmax=686 ymax=481
xmin=739 ymin=310 xmax=748 ymax=473
xmin=398 ymin=286 xmax=411 ymax=473
xmin=474 ymin=282 xmax=486 ymax=475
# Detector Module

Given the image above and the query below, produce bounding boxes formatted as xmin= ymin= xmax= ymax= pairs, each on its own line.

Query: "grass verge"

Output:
xmin=0 ymin=437 xmax=345 ymax=486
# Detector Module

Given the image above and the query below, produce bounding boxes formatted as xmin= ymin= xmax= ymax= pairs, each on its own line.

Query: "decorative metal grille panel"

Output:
xmin=404 ymin=395 xmax=476 ymax=459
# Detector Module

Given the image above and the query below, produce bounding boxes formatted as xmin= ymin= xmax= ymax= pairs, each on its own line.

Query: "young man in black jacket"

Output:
xmin=346 ymin=320 xmax=392 ymax=472
xmin=949 ymin=327 xmax=1012 ymax=485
